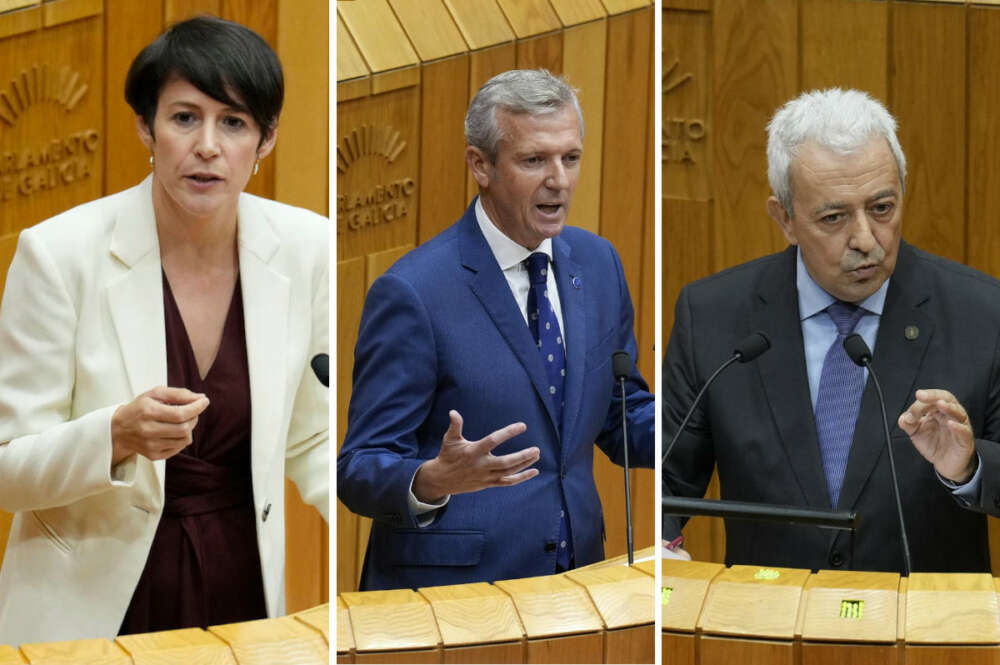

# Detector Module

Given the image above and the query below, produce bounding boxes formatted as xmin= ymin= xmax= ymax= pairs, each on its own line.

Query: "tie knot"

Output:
xmin=827 ymin=300 xmax=864 ymax=336
xmin=525 ymin=252 xmax=549 ymax=285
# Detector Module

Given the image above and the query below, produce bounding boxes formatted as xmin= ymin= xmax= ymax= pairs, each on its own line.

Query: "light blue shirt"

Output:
xmin=795 ymin=249 xmax=981 ymax=501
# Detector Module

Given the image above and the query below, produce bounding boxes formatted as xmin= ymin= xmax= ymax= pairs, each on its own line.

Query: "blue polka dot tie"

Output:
xmin=814 ymin=301 xmax=867 ymax=508
xmin=525 ymin=252 xmax=572 ymax=569
xmin=525 ymin=252 xmax=566 ymax=427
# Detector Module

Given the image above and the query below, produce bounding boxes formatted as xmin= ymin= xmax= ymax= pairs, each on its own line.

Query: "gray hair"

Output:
xmin=766 ymin=88 xmax=906 ymax=214
xmin=465 ymin=69 xmax=584 ymax=162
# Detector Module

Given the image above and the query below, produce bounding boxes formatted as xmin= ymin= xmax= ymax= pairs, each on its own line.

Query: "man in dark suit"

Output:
xmin=663 ymin=88 xmax=1000 ymax=573
xmin=339 ymin=70 xmax=654 ymax=591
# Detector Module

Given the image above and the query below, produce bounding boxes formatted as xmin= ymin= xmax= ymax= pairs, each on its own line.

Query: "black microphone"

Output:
xmin=310 ymin=353 xmax=329 ymax=387
xmin=662 ymin=331 xmax=771 ymax=465
xmin=611 ymin=350 xmax=635 ymax=565
xmin=844 ymin=333 xmax=912 ymax=575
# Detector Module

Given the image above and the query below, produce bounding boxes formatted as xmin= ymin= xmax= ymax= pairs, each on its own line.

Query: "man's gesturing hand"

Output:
xmin=412 ymin=410 xmax=540 ymax=503
xmin=111 ymin=386 xmax=209 ymax=465
xmin=898 ymin=388 xmax=976 ymax=483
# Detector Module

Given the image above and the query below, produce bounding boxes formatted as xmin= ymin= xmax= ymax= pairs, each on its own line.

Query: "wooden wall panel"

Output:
xmin=711 ymin=0 xmax=796 ymax=270
xmin=890 ymin=1 xmax=966 ymax=264
xmin=104 ymin=0 xmax=162 ymax=195
xmin=495 ymin=0 xmax=560 ymax=39
xmin=596 ymin=7 xmax=651 ymax=562
xmin=800 ymin=0 xmax=887 ymax=98
xmin=0 ymin=15 xmax=103 ymax=236
xmin=337 ymin=255 xmax=366 ymax=597
xmin=336 ymin=86 xmax=421 ymax=260
xmin=561 ymin=19 xmax=606 ymax=236
xmin=443 ymin=0 xmax=514 ymax=50
xmin=600 ymin=9 xmax=650 ymax=311
xmin=515 ymin=31 xmax=563 ymax=72
xmin=418 ymin=55 xmax=470 ymax=243
xmin=164 ymin=0 xmax=220 ymax=23
xmin=389 ymin=0 xmax=468 ymax=63
xmin=968 ymin=7 xmax=1000 ymax=277
xmin=662 ymin=8 xmax=710 ymax=203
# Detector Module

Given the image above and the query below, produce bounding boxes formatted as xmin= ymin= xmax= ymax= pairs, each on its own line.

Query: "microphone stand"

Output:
xmin=619 ymin=372 xmax=634 ymax=565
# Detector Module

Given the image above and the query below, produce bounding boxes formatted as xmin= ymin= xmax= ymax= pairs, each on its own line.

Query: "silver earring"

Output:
xmin=149 ymin=154 xmax=154 ymax=167
xmin=253 ymin=160 xmax=259 ymax=176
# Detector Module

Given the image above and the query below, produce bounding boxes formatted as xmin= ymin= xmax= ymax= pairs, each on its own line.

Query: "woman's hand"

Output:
xmin=111 ymin=386 xmax=210 ymax=464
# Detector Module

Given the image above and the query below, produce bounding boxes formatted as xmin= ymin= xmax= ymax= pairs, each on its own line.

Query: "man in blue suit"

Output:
xmin=337 ymin=70 xmax=654 ymax=591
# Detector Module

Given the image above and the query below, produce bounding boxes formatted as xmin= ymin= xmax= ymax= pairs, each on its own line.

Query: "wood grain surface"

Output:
xmin=208 ymin=616 xmax=329 ymax=665
xmin=19 ymin=638 xmax=132 ymax=665
xmin=494 ymin=574 xmax=604 ymax=638
xmin=564 ymin=565 xmax=654 ymax=629
xmin=442 ymin=0 xmax=514 ymax=50
xmin=417 ymin=582 xmax=524 ymax=646
xmin=115 ymin=628 xmax=236 ymax=665
xmin=341 ymin=589 xmax=441 ymax=653
xmin=389 ymin=0 xmax=468 ymax=63
xmin=698 ymin=565 xmax=810 ymax=639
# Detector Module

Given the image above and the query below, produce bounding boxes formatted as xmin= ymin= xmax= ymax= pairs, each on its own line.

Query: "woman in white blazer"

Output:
xmin=0 ymin=16 xmax=328 ymax=644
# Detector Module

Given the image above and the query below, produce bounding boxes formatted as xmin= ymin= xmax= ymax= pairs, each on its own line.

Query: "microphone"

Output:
xmin=310 ymin=353 xmax=329 ymax=387
xmin=611 ymin=350 xmax=635 ymax=565
xmin=843 ymin=333 xmax=911 ymax=575
xmin=662 ymin=331 xmax=771 ymax=465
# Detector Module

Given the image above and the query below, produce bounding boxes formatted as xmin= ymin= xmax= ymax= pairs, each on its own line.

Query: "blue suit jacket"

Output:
xmin=337 ymin=201 xmax=654 ymax=590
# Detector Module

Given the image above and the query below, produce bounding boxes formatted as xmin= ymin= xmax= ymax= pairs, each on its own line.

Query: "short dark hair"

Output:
xmin=125 ymin=15 xmax=283 ymax=144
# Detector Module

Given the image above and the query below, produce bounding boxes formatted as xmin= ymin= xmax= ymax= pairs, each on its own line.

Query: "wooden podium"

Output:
xmin=661 ymin=561 xmax=1000 ymax=664
xmin=1 ymin=605 xmax=329 ymax=664
xmin=337 ymin=548 xmax=656 ymax=664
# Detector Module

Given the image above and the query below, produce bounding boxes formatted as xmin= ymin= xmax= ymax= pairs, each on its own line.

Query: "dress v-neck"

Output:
xmin=161 ymin=270 xmax=241 ymax=383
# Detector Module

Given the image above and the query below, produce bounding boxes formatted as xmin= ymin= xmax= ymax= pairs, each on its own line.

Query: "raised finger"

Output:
xmin=915 ymin=388 xmax=959 ymax=405
xmin=495 ymin=467 xmax=539 ymax=487
xmin=148 ymin=385 xmax=208 ymax=404
xmin=474 ymin=421 xmax=527 ymax=454
xmin=488 ymin=446 xmax=540 ymax=474
xmin=443 ymin=410 xmax=464 ymax=442
xmin=934 ymin=398 xmax=969 ymax=423
xmin=147 ymin=397 xmax=209 ymax=424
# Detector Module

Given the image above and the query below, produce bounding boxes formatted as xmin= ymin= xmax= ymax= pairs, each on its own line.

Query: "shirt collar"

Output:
xmin=796 ymin=247 xmax=889 ymax=321
xmin=475 ymin=197 xmax=553 ymax=271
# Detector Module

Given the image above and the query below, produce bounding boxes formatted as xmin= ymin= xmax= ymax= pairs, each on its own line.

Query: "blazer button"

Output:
xmin=262 ymin=503 xmax=272 ymax=522
xmin=544 ymin=541 xmax=557 ymax=552
xmin=829 ymin=550 xmax=844 ymax=567
xmin=560 ymin=466 xmax=567 ymax=480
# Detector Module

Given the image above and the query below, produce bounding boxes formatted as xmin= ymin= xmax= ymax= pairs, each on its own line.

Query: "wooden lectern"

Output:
xmin=2 ymin=604 xmax=329 ymax=665
xmin=661 ymin=561 xmax=1000 ymax=664
xmin=337 ymin=548 xmax=655 ymax=663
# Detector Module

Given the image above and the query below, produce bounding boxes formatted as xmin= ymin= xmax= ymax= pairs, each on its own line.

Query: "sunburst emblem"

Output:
xmin=663 ymin=58 xmax=692 ymax=95
xmin=0 ymin=65 xmax=89 ymax=127
xmin=337 ymin=124 xmax=407 ymax=174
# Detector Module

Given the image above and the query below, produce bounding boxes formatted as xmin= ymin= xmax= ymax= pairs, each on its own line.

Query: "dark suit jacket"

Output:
xmin=338 ymin=201 xmax=654 ymax=590
xmin=663 ymin=242 xmax=1000 ymax=573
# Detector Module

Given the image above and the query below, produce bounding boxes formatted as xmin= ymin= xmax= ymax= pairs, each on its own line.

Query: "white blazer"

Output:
xmin=0 ymin=177 xmax=329 ymax=645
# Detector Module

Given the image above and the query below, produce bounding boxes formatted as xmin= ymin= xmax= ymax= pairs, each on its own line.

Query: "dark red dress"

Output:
xmin=119 ymin=272 xmax=267 ymax=634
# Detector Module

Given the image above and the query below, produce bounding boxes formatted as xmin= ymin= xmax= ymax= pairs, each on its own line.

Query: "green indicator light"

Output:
xmin=839 ymin=600 xmax=864 ymax=619
xmin=753 ymin=568 xmax=781 ymax=580
xmin=662 ymin=587 xmax=674 ymax=605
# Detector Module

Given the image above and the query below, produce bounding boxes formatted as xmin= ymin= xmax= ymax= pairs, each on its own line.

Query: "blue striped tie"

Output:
xmin=814 ymin=301 xmax=866 ymax=508
xmin=525 ymin=252 xmax=572 ymax=569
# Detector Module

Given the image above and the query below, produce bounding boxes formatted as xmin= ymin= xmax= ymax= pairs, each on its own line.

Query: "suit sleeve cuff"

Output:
xmin=408 ymin=469 xmax=449 ymax=527
xmin=937 ymin=452 xmax=982 ymax=506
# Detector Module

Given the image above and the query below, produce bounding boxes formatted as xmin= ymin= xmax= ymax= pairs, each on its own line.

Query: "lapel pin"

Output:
xmin=571 ymin=276 xmax=582 ymax=289
xmin=904 ymin=325 xmax=919 ymax=341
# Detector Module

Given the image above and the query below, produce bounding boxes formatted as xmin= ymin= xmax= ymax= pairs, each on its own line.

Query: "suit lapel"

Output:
xmin=107 ymin=176 xmax=167 ymax=490
xmin=459 ymin=205 xmax=561 ymax=436
xmin=237 ymin=195 xmax=289 ymax=492
xmin=553 ymin=236 xmax=583 ymax=446
xmin=751 ymin=247 xmax=831 ymax=508
xmin=838 ymin=242 xmax=933 ymax=511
